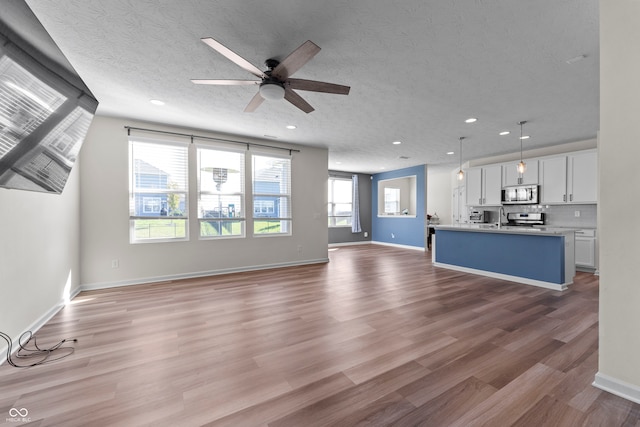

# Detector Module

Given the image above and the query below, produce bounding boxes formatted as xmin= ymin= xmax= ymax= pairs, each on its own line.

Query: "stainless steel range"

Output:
xmin=506 ymin=212 xmax=545 ymax=226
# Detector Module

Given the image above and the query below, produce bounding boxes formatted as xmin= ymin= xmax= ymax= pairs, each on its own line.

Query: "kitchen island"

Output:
xmin=432 ymin=224 xmax=575 ymax=291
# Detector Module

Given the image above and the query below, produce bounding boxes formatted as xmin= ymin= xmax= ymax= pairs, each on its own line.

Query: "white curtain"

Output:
xmin=351 ymin=174 xmax=362 ymax=233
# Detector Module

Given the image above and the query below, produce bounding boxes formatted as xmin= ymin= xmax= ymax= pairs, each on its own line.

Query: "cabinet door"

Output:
xmin=452 ymin=185 xmax=466 ymax=223
xmin=465 ymin=168 xmax=483 ymax=206
xmin=504 ymin=159 xmax=539 ymax=186
xmin=575 ymin=237 xmax=596 ymax=267
xmin=568 ymin=151 xmax=597 ymax=203
xmin=540 ymin=156 xmax=567 ymax=203
xmin=483 ymin=165 xmax=502 ymax=205
xmin=452 ymin=188 xmax=459 ymax=223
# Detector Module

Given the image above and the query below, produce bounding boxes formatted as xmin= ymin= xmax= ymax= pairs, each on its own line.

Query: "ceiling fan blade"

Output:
xmin=272 ymin=40 xmax=321 ymax=80
xmin=201 ymin=37 xmax=266 ymax=79
xmin=284 ymin=88 xmax=314 ymax=113
xmin=244 ymin=91 xmax=265 ymax=112
xmin=191 ymin=79 xmax=260 ymax=86
xmin=287 ymin=78 xmax=350 ymax=95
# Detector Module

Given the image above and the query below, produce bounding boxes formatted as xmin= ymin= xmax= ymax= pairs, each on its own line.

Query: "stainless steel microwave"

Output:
xmin=501 ymin=185 xmax=539 ymax=205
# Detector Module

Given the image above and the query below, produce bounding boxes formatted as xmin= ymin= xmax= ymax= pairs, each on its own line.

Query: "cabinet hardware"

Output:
xmin=563 ymin=194 xmax=566 ymax=202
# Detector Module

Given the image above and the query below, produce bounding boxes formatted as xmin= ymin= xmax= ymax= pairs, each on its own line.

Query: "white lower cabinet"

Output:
xmin=575 ymin=229 xmax=596 ymax=268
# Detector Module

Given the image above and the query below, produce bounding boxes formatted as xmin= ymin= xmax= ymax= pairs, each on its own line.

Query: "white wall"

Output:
xmin=426 ymin=166 xmax=452 ymax=224
xmin=596 ymin=0 xmax=640 ymax=400
xmin=0 ymin=162 xmax=80 ymax=349
xmin=79 ymin=117 xmax=328 ymax=289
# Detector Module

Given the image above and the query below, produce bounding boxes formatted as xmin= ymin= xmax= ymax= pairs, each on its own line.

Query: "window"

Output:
xmin=384 ymin=187 xmax=400 ymax=214
xmin=252 ymin=154 xmax=291 ymax=235
xmin=142 ymin=197 xmax=162 ymax=214
xmin=254 ymin=200 xmax=275 ymax=214
xmin=197 ymin=146 xmax=245 ymax=238
xmin=328 ymin=177 xmax=353 ymax=227
xmin=129 ymin=138 xmax=188 ymax=243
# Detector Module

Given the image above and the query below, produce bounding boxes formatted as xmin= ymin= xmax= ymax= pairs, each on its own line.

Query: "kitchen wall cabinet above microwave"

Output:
xmin=503 ymin=159 xmax=539 ymax=186
xmin=540 ymin=150 xmax=597 ymax=204
xmin=466 ymin=164 xmax=502 ymax=206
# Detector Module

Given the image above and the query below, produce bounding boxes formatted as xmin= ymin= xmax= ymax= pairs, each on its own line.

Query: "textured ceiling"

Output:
xmin=25 ymin=0 xmax=599 ymax=174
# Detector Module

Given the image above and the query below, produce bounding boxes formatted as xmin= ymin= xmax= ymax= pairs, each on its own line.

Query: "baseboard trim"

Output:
xmin=593 ymin=372 xmax=640 ymax=404
xmin=0 ymin=287 xmax=81 ymax=365
xmin=371 ymin=241 xmax=425 ymax=251
xmin=432 ymin=262 xmax=569 ymax=291
xmin=80 ymin=258 xmax=330 ymax=292
xmin=329 ymin=241 xmax=372 ymax=247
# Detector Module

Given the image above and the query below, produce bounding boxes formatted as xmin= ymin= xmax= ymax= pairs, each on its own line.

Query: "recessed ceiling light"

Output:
xmin=499 ymin=131 xmax=510 ymax=136
xmin=335 ymin=161 xmax=342 ymax=165
xmin=379 ymin=167 xmax=386 ymax=170
xmin=150 ymin=99 xmax=165 ymax=106
xmin=446 ymin=151 xmax=455 ymax=155
xmin=519 ymin=135 xmax=530 ymax=140
xmin=286 ymin=125 xmax=297 ymax=129
xmin=392 ymin=141 xmax=402 ymax=145
xmin=465 ymin=118 xmax=477 ymax=123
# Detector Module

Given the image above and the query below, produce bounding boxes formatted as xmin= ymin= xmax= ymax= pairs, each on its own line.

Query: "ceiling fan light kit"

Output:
xmin=192 ymin=37 xmax=350 ymax=113
xmin=259 ymin=82 xmax=285 ymax=100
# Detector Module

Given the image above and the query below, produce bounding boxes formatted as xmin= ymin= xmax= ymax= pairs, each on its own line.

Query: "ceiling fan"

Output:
xmin=191 ymin=37 xmax=350 ymax=113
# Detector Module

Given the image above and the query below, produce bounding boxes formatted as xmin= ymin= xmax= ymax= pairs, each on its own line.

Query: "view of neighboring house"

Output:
xmin=133 ymin=158 xmax=185 ymax=216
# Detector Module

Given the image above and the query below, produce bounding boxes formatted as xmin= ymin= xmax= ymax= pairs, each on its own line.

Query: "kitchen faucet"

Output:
xmin=498 ymin=206 xmax=505 ymax=228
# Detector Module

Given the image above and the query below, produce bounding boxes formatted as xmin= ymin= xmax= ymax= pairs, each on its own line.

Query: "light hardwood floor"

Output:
xmin=1 ymin=244 xmax=639 ymax=426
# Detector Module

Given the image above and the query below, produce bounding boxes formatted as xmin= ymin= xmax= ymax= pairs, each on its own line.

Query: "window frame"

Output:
xmin=128 ymin=137 xmax=189 ymax=244
xmin=252 ymin=153 xmax=292 ymax=237
xmin=196 ymin=144 xmax=246 ymax=240
xmin=384 ymin=187 xmax=401 ymax=214
xmin=328 ymin=176 xmax=353 ymax=228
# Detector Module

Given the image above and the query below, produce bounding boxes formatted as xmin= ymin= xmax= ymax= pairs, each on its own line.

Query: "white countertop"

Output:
xmin=434 ymin=224 xmax=576 ymax=236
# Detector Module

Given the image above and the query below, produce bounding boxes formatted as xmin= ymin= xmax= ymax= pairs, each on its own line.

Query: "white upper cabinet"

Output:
xmin=567 ymin=151 xmax=598 ymax=203
xmin=466 ymin=164 xmax=502 ymax=206
xmin=540 ymin=150 xmax=597 ymax=204
xmin=540 ymin=156 xmax=568 ymax=203
xmin=483 ymin=164 xmax=503 ymax=205
xmin=503 ymin=159 xmax=539 ymax=186
xmin=466 ymin=167 xmax=483 ymax=206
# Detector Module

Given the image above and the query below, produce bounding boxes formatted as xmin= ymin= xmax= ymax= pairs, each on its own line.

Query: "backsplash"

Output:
xmin=475 ymin=204 xmax=597 ymax=228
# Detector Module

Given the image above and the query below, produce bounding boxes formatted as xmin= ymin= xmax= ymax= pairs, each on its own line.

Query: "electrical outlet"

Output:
xmin=111 ymin=259 xmax=119 ymax=268
xmin=574 ymin=210 xmax=581 ymax=217
xmin=391 ymin=233 xmax=395 ymax=239
xmin=364 ymin=231 xmax=368 ymax=237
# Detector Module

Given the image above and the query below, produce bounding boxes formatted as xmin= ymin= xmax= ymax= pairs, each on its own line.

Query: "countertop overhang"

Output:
xmin=434 ymin=224 xmax=575 ymax=236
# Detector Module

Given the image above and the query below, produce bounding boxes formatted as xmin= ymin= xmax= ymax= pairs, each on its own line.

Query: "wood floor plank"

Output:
xmin=0 ymin=245 xmax=639 ymax=425
xmin=391 ymin=376 xmax=498 ymax=427
xmin=447 ymin=363 xmax=566 ymax=426
xmin=269 ymin=361 xmax=430 ymax=427
xmin=511 ymin=394 xmax=588 ymax=426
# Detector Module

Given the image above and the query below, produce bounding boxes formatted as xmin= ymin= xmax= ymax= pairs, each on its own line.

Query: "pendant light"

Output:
xmin=517 ymin=121 xmax=527 ymax=183
xmin=457 ymin=137 xmax=465 ymax=181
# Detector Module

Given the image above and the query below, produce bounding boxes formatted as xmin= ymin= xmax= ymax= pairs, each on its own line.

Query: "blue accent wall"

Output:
xmin=435 ymin=230 xmax=566 ymax=284
xmin=372 ymin=165 xmax=426 ymax=248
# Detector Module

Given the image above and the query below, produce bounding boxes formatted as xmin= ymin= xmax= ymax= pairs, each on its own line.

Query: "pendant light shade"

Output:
xmin=517 ymin=121 xmax=527 ymax=183
xmin=457 ymin=137 xmax=465 ymax=181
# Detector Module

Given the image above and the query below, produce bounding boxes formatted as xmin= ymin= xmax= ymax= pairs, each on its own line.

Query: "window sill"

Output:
xmin=377 ymin=214 xmax=417 ymax=218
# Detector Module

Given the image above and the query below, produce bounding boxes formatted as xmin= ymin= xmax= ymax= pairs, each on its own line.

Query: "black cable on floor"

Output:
xmin=0 ymin=330 xmax=77 ymax=368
